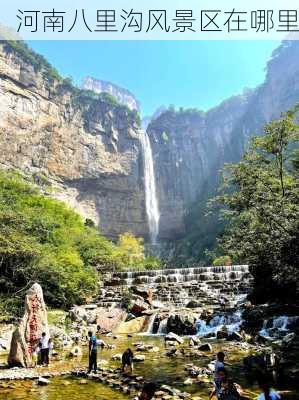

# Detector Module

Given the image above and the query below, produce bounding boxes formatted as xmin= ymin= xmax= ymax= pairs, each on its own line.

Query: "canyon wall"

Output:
xmin=0 ymin=40 xmax=299 ymax=247
xmin=147 ymin=41 xmax=299 ymax=240
xmin=0 ymin=41 xmax=148 ymax=240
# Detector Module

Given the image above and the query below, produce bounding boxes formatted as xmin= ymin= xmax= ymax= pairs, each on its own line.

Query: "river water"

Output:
xmin=2 ymin=335 xmax=298 ymax=400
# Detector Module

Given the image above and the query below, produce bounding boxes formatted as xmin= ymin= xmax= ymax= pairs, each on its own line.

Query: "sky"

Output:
xmin=28 ymin=40 xmax=280 ymax=116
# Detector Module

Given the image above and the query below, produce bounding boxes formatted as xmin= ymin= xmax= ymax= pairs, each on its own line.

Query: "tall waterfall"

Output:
xmin=140 ymin=130 xmax=160 ymax=244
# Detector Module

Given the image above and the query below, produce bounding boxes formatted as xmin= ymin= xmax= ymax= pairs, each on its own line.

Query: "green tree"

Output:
xmin=213 ymin=107 xmax=299 ymax=303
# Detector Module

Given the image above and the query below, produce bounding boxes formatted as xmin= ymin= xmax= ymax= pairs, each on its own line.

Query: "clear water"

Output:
xmin=1 ymin=335 xmax=298 ymax=399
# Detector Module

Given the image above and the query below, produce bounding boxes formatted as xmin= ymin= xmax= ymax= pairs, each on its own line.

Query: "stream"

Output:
xmin=1 ymin=334 xmax=298 ymax=400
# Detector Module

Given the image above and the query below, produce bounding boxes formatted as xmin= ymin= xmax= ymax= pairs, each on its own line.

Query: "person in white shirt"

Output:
xmin=39 ymin=332 xmax=49 ymax=365
xmin=257 ymin=375 xmax=281 ymax=400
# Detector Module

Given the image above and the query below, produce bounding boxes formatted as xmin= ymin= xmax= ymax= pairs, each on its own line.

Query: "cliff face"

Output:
xmin=0 ymin=42 xmax=147 ymax=239
xmin=1 ymin=40 xmax=299 ymax=247
xmin=147 ymin=96 xmax=250 ymax=240
xmin=147 ymin=41 xmax=299 ymax=241
xmin=82 ymin=76 xmax=140 ymax=112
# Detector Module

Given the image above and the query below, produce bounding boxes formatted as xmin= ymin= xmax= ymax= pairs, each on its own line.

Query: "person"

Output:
xmin=88 ymin=330 xmax=98 ymax=373
xmin=257 ymin=375 xmax=281 ymax=400
xmin=122 ymin=348 xmax=134 ymax=374
xmin=219 ymin=377 xmax=241 ymax=400
xmin=219 ymin=296 xmax=226 ymax=311
xmin=39 ymin=332 xmax=49 ymax=366
xmin=211 ymin=351 xmax=226 ymax=394
xmin=32 ymin=347 xmax=38 ymax=367
xmin=133 ymin=382 xmax=157 ymax=400
xmin=209 ymin=367 xmax=240 ymax=400
xmin=48 ymin=338 xmax=54 ymax=358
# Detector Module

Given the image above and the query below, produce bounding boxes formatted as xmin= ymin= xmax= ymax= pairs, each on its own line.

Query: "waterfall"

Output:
xmin=157 ymin=318 xmax=168 ymax=335
xmin=145 ymin=313 xmax=157 ymax=335
xmin=259 ymin=315 xmax=299 ymax=339
xmin=196 ymin=311 xmax=243 ymax=338
xmin=140 ymin=130 xmax=160 ymax=244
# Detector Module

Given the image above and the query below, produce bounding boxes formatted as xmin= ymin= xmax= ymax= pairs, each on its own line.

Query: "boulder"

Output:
xmin=69 ymin=345 xmax=83 ymax=357
xmin=8 ymin=283 xmax=49 ymax=368
xmin=112 ymin=353 xmax=122 ymax=361
xmin=165 ymin=332 xmax=184 ymax=344
xmin=69 ymin=306 xmax=88 ymax=323
xmin=216 ymin=327 xmax=229 ymax=339
xmin=167 ymin=313 xmax=197 ymax=335
xmin=227 ymin=331 xmax=243 ymax=342
xmin=131 ymin=287 xmax=154 ymax=305
xmin=189 ymin=336 xmax=201 ymax=347
xmin=133 ymin=354 xmax=145 ymax=362
xmin=130 ymin=298 xmax=150 ymax=316
xmin=198 ymin=343 xmax=212 ymax=352
xmin=113 ymin=316 xmax=149 ymax=334
xmin=186 ymin=300 xmax=201 ymax=309
xmin=97 ymin=308 xmax=126 ymax=332
xmin=38 ymin=377 xmax=50 ymax=386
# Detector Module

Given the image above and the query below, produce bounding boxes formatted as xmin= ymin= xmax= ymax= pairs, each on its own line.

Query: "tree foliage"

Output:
xmin=0 ymin=172 xmax=159 ymax=314
xmin=213 ymin=107 xmax=299 ymax=303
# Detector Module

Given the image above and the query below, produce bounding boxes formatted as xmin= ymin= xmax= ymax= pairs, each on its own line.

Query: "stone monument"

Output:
xmin=8 ymin=283 xmax=49 ymax=367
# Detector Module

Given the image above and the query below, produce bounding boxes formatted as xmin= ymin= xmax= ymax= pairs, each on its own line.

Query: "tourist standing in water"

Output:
xmin=133 ymin=382 xmax=157 ymax=400
xmin=122 ymin=348 xmax=134 ymax=374
xmin=257 ymin=375 xmax=281 ymax=400
xmin=87 ymin=330 xmax=98 ymax=373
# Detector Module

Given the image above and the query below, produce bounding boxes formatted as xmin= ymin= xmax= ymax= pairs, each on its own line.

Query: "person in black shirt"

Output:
xmin=122 ymin=348 xmax=134 ymax=374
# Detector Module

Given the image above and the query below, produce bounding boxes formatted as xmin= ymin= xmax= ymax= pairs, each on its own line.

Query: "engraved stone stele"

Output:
xmin=8 ymin=283 xmax=49 ymax=367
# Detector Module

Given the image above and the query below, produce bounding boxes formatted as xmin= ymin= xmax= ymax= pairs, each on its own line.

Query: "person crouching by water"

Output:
xmin=88 ymin=330 xmax=98 ymax=374
xmin=39 ymin=332 xmax=49 ymax=366
xmin=133 ymin=382 xmax=157 ymax=400
xmin=122 ymin=348 xmax=134 ymax=374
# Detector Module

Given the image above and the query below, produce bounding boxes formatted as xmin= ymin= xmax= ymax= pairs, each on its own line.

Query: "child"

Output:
xmin=32 ymin=348 xmax=38 ymax=367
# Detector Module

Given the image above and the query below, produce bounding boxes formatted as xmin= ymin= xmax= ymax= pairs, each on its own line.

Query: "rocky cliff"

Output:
xmin=1 ymin=40 xmax=299 ymax=250
xmin=0 ymin=41 xmax=147 ymax=239
xmin=82 ymin=76 xmax=140 ymax=112
xmin=147 ymin=40 xmax=299 ymax=241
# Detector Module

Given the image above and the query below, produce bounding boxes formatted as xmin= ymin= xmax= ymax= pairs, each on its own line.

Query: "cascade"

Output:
xmin=259 ymin=315 xmax=299 ymax=338
xmin=196 ymin=311 xmax=243 ymax=337
xmin=145 ymin=313 xmax=157 ymax=335
xmin=157 ymin=318 xmax=168 ymax=335
xmin=140 ymin=130 xmax=160 ymax=244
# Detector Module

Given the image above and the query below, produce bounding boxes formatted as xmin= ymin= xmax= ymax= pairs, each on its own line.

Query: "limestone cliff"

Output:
xmin=147 ymin=40 xmax=299 ymax=241
xmin=82 ymin=76 xmax=140 ymax=112
xmin=0 ymin=41 xmax=147 ymax=239
xmin=1 ymin=40 xmax=299 ymax=249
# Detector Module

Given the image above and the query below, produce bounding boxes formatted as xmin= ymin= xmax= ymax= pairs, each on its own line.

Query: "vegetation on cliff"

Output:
xmin=3 ymin=40 xmax=141 ymax=126
xmin=0 ymin=171 xmax=159 ymax=316
xmin=213 ymin=106 xmax=299 ymax=303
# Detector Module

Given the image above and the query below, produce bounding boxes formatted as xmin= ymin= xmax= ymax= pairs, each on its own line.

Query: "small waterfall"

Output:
xmin=140 ymin=130 xmax=160 ymax=244
xmin=145 ymin=313 xmax=157 ymax=335
xmin=196 ymin=311 xmax=243 ymax=338
xmin=259 ymin=315 xmax=299 ymax=339
xmin=113 ymin=265 xmax=250 ymax=286
xmin=157 ymin=318 xmax=168 ymax=335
